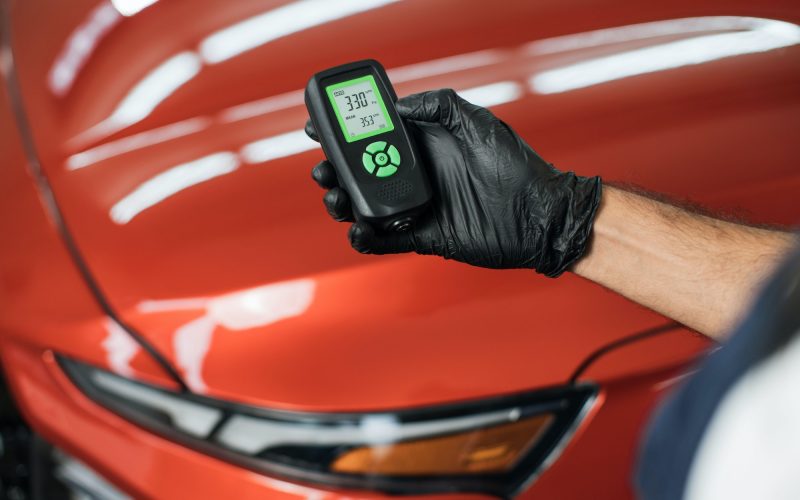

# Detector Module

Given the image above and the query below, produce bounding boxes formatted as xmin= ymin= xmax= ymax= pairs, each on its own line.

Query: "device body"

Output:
xmin=305 ymin=60 xmax=431 ymax=231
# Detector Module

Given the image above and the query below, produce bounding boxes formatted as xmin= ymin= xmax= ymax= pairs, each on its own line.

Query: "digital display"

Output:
xmin=326 ymin=75 xmax=394 ymax=143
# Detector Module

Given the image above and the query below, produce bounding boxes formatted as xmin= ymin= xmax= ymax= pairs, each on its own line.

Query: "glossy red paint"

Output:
xmin=576 ymin=328 xmax=710 ymax=384
xmin=526 ymin=366 xmax=691 ymax=499
xmin=1 ymin=0 xmax=798 ymax=497
xmin=0 ymin=76 xmax=177 ymax=389
xmin=9 ymin=0 xmax=800 ymax=409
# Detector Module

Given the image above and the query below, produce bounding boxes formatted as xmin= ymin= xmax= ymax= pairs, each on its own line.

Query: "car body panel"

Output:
xmin=8 ymin=0 xmax=799 ymax=410
xmin=576 ymin=328 xmax=708 ymax=384
xmin=2 ymin=0 xmax=799 ymax=497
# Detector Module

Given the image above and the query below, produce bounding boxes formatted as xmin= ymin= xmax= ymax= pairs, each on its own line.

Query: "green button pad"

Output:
xmin=361 ymin=152 xmax=376 ymax=174
xmin=376 ymin=165 xmax=398 ymax=178
xmin=387 ymin=145 xmax=401 ymax=165
xmin=365 ymin=141 xmax=387 ymax=154
xmin=362 ymin=141 xmax=401 ymax=178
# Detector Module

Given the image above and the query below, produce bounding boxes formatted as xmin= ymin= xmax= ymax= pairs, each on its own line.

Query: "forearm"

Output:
xmin=572 ymin=186 xmax=796 ymax=341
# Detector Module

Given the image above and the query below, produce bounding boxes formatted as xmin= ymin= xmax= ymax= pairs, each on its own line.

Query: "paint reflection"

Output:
xmin=110 ymin=151 xmax=239 ymax=224
xmin=49 ymin=3 xmax=121 ymax=96
xmin=239 ymin=130 xmax=317 ymax=165
xmin=138 ymin=279 xmax=316 ymax=392
xmin=67 ymin=117 xmax=211 ymax=170
xmin=459 ymin=81 xmax=523 ymax=108
xmin=101 ymin=317 xmax=139 ymax=377
xmin=530 ymin=17 xmax=800 ymax=94
xmin=207 ymin=279 xmax=316 ymax=331
xmin=96 ymin=15 xmax=800 ymax=224
xmin=71 ymin=0 xmax=400 ymax=143
xmin=77 ymin=51 xmax=202 ymax=143
xmin=218 ymin=90 xmax=304 ymax=123
xmin=110 ymin=0 xmax=159 ymax=17
xmin=199 ymin=0 xmax=400 ymax=64
xmin=387 ymin=49 xmax=503 ymax=84
xmin=525 ymin=16 xmax=786 ymax=55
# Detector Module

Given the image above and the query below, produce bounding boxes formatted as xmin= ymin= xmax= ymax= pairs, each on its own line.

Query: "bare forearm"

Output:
xmin=572 ymin=186 xmax=796 ymax=341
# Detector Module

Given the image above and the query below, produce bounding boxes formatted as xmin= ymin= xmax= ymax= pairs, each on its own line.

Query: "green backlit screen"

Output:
xmin=326 ymin=75 xmax=394 ymax=143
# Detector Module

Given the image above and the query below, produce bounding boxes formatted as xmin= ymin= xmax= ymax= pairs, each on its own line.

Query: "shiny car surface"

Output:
xmin=0 ymin=0 xmax=798 ymax=497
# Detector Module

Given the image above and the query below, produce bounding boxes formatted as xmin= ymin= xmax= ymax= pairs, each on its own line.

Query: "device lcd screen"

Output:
xmin=326 ymin=74 xmax=394 ymax=143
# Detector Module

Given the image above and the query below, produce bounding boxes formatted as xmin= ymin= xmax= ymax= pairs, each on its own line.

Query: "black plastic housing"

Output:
xmin=305 ymin=59 xmax=431 ymax=231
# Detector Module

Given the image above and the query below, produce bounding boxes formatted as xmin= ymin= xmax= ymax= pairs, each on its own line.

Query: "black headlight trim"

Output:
xmin=58 ymin=355 xmax=596 ymax=497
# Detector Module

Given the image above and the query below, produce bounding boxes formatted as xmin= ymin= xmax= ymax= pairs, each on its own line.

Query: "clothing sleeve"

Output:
xmin=636 ymin=242 xmax=800 ymax=500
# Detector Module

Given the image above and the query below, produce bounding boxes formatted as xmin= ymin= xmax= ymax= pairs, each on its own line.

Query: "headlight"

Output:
xmin=59 ymin=356 xmax=595 ymax=497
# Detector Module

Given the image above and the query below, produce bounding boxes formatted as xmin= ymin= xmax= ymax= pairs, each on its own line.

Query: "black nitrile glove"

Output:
xmin=306 ymin=89 xmax=602 ymax=277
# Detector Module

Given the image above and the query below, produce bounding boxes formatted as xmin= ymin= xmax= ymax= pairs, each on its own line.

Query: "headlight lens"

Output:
xmin=59 ymin=356 xmax=595 ymax=497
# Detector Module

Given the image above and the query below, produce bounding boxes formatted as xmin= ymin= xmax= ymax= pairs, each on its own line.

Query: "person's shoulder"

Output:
xmin=636 ymin=241 xmax=800 ymax=500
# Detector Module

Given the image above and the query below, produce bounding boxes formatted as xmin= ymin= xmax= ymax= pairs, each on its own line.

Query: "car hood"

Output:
xmin=9 ymin=0 xmax=800 ymax=410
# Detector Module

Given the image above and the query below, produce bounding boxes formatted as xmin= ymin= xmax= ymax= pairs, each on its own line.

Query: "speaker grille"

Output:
xmin=377 ymin=179 xmax=413 ymax=202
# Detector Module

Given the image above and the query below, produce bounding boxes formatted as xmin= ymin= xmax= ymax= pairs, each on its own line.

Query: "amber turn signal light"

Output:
xmin=332 ymin=414 xmax=554 ymax=475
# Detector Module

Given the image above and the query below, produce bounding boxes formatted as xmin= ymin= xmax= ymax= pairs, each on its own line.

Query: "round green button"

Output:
xmin=375 ymin=152 xmax=389 ymax=166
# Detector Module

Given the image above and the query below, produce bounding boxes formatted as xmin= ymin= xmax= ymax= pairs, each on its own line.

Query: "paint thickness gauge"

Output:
xmin=305 ymin=60 xmax=431 ymax=231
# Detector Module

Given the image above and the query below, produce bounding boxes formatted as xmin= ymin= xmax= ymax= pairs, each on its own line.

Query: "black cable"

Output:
xmin=569 ymin=322 xmax=682 ymax=383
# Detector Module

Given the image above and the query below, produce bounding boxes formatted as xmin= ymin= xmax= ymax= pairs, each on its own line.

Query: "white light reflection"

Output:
xmin=76 ymin=51 xmax=202 ymax=143
xmin=138 ymin=280 xmax=317 ymax=330
xmin=137 ymin=297 xmax=207 ymax=313
xmin=110 ymin=0 xmax=159 ymax=17
xmin=388 ymin=49 xmax=504 ymax=84
xmin=101 ymin=317 xmax=139 ymax=378
xmin=218 ymin=407 xmax=521 ymax=454
xmin=67 ymin=117 xmax=211 ymax=170
xmin=527 ymin=16 xmax=777 ymax=55
xmin=459 ymin=81 xmax=523 ymax=108
xmin=208 ymin=279 xmax=316 ymax=331
xmin=218 ymin=90 xmax=305 ymax=123
xmin=110 ymin=151 xmax=239 ymax=224
xmin=531 ymin=18 xmax=800 ymax=94
xmin=48 ymin=3 xmax=121 ymax=96
xmin=110 ymin=51 xmax=201 ymax=127
xmin=199 ymin=0 xmax=399 ymax=64
xmin=76 ymin=0 xmax=398 ymax=138
xmin=71 ymin=51 xmax=202 ymax=144
xmin=174 ymin=315 xmax=216 ymax=393
xmin=139 ymin=279 xmax=316 ymax=393
xmin=240 ymin=129 xmax=318 ymax=164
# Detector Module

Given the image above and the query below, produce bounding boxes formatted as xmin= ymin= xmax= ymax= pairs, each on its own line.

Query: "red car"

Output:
xmin=1 ymin=0 xmax=798 ymax=498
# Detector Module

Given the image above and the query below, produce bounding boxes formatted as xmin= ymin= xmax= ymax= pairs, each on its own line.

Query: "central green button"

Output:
xmin=363 ymin=141 xmax=401 ymax=177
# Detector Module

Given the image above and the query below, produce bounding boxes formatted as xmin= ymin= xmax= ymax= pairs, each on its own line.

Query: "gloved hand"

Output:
xmin=306 ymin=89 xmax=602 ymax=277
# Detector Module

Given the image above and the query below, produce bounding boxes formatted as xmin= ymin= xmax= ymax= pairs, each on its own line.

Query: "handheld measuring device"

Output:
xmin=305 ymin=60 xmax=431 ymax=231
